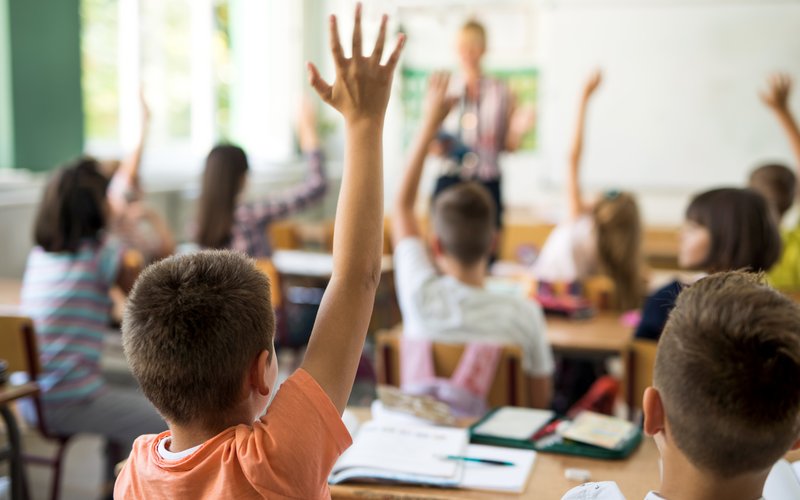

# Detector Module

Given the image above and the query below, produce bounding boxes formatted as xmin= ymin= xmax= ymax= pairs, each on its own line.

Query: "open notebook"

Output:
xmin=329 ymin=420 xmax=536 ymax=493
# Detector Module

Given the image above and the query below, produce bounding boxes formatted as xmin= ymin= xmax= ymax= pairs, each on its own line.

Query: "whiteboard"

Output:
xmin=537 ymin=0 xmax=800 ymax=191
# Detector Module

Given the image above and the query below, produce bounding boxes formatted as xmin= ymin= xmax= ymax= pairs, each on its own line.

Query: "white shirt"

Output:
xmin=562 ymin=481 xmax=769 ymax=500
xmin=156 ymin=437 xmax=201 ymax=461
xmin=534 ymin=215 xmax=597 ymax=283
xmin=393 ymin=238 xmax=555 ymax=377
xmin=561 ymin=482 xmax=664 ymax=500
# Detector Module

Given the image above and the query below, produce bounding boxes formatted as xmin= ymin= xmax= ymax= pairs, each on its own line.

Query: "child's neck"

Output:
xmin=438 ymin=257 xmax=487 ymax=288
xmin=658 ymin=447 xmax=768 ymax=500
xmin=168 ymin=410 xmax=254 ymax=452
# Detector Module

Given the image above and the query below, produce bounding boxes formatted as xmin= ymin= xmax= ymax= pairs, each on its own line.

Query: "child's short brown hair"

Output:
xmin=122 ymin=250 xmax=274 ymax=428
xmin=655 ymin=271 xmax=800 ymax=476
xmin=749 ymin=163 xmax=796 ymax=218
xmin=431 ymin=182 xmax=496 ymax=266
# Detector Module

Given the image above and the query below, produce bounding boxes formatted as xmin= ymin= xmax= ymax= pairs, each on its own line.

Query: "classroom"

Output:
xmin=1 ymin=0 xmax=800 ymax=499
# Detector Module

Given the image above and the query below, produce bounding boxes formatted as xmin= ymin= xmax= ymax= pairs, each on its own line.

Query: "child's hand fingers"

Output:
xmin=352 ymin=3 xmax=363 ymax=58
xmin=329 ymin=15 xmax=346 ymax=69
xmin=371 ymin=14 xmax=388 ymax=63
xmin=307 ymin=63 xmax=333 ymax=104
xmin=384 ymin=34 xmax=406 ymax=72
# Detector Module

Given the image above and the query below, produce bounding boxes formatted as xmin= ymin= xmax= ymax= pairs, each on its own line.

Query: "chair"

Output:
xmin=268 ymin=221 xmax=300 ymax=251
xmin=625 ymin=339 xmax=659 ymax=420
xmin=0 ymin=314 xmax=73 ymax=500
xmin=254 ymin=259 xmax=290 ymax=346
xmin=375 ymin=328 xmax=529 ymax=408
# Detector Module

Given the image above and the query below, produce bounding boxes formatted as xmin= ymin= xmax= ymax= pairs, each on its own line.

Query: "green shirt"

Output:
xmin=768 ymin=224 xmax=800 ymax=291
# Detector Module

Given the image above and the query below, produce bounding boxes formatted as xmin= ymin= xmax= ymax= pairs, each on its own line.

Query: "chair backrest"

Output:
xmin=626 ymin=339 xmax=659 ymax=415
xmin=375 ymin=328 xmax=529 ymax=408
xmin=0 ymin=314 xmax=66 ymax=440
xmin=0 ymin=314 xmax=41 ymax=380
xmin=254 ymin=259 xmax=283 ymax=308
xmin=269 ymin=221 xmax=300 ymax=251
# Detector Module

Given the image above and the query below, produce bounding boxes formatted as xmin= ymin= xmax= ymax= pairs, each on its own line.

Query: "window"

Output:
xmin=81 ymin=0 xmax=299 ymax=172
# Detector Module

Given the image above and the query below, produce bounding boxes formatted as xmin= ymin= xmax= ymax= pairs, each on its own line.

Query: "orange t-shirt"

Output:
xmin=115 ymin=369 xmax=352 ymax=499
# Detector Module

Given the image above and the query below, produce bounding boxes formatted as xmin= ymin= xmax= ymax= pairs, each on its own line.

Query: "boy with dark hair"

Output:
xmin=392 ymin=72 xmax=554 ymax=409
xmin=752 ymin=73 xmax=800 ymax=289
xmin=564 ymin=271 xmax=800 ymax=499
xmin=115 ymin=5 xmax=405 ymax=497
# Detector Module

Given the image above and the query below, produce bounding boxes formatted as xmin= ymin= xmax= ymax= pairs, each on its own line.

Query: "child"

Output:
xmin=635 ymin=188 xmax=781 ymax=340
xmin=563 ymin=271 xmax=800 ymax=500
xmin=533 ymin=71 xmax=644 ymax=311
xmin=392 ymin=72 xmax=554 ymax=409
xmin=750 ymin=73 xmax=800 ymax=290
xmin=20 ymin=157 xmax=166 ymax=492
xmin=115 ymin=5 xmax=404 ymax=497
xmin=105 ymin=89 xmax=176 ymax=263
xmin=193 ymin=100 xmax=327 ymax=257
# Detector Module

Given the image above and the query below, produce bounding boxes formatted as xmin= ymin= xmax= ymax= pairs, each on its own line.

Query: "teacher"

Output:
xmin=435 ymin=19 xmax=534 ymax=232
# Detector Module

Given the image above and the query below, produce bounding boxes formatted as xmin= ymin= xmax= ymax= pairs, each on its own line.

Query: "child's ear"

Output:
xmin=250 ymin=350 xmax=272 ymax=397
xmin=489 ymin=230 xmax=499 ymax=254
xmin=431 ymin=236 xmax=444 ymax=257
xmin=643 ymin=386 xmax=666 ymax=437
xmin=791 ymin=438 xmax=800 ymax=451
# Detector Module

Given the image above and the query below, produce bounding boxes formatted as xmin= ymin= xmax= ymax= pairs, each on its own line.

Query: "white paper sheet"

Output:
xmin=472 ymin=407 xmax=554 ymax=440
xmin=460 ymin=444 xmax=537 ymax=493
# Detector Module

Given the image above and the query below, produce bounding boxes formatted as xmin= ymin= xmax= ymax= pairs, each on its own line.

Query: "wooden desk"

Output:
xmin=546 ymin=314 xmax=632 ymax=356
xmin=0 ymin=382 xmax=39 ymax=500
xmin=330 ymin=408 xmax=659 ymax=500
xmin=272 ymin=250 xmax=394 ymax=278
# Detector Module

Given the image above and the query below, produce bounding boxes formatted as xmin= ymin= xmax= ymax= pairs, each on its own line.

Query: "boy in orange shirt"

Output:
xmin=114 ymin=4 xmax=405 ymax=498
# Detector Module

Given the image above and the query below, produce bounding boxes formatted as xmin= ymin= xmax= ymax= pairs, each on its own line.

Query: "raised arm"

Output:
xmin=113 ymin=88 xmax=150 ymax=195
xmin=391 ymin=72 xmax=457 ymax=245
xmin=239 ymin=102 xmax=328 ymax=226
xmin=302 ymin=3 xmax=405 ymax=413
xmin=566 ymin=70 xmax=602 ymax=220
xmin=761 ymin=73 xmax=800 ymax=172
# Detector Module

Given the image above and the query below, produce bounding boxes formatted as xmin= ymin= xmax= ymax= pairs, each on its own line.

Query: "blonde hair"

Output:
xmin=459 ymin=19 xmax=487 ymax=48
xmin=593 ymin=192 xmax=644 ymax=311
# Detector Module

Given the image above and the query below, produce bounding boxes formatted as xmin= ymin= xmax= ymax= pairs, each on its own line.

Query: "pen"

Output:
xmin=444 ymin=455 xmax=515 ymax=466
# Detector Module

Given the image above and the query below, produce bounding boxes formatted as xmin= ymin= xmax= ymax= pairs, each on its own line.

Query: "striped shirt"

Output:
xmin=444 ymin=77 xmax=512 ymax=181
xmin=21 ymin=238 xmax=123 ymax=406
xmin=230 ymin=150 xmax=327 ymax=257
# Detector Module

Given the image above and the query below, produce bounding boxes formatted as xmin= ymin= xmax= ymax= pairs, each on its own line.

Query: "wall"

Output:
xmin=6 ymin=0 xmax=84 ymax=171
xmin=0 ymin=0 xmax=12 ymax=167
xmin=321 ymin=0 xmax=800 ymax=225
xmin=538 ymin=0 xmax=800 ymax=191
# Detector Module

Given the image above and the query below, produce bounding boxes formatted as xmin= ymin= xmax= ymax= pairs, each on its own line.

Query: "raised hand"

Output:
xmin=421 ymin=71 xmax=458 ymax=129
xmin=582 ymin=69 xmax=603 ymax=101
xmin=760 ymin=73 xmax=792 ymax=113
xmin=307 ymin=3 xmax=405 ymax=124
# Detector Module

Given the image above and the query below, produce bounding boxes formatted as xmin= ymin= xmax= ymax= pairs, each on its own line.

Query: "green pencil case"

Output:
xmin=469 ymin=407 xmax=643 ymax=460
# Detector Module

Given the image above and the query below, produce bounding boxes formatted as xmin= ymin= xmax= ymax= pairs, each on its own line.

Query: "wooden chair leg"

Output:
xmin=48 ymin=437 xmax=70 ymax=500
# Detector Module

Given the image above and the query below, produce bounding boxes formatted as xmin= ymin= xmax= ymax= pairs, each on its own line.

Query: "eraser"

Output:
xmin=565 ymin=468 xmax=592 ymax=482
